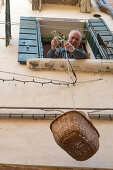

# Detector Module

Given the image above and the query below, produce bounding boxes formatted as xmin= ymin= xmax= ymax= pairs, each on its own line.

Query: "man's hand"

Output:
xmin=51 ymin=37 xmax=60 ymax=50
xmin=64 ymin=41 xmax=75 ymax=52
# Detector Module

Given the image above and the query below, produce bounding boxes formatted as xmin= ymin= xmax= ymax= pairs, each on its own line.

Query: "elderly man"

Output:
xmin=47 ymin=30 xmax=88 ymax=59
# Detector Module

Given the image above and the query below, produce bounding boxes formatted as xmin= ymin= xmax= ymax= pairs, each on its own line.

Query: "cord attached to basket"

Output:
xmin=65 ymin=48 xmax=77 ymax=110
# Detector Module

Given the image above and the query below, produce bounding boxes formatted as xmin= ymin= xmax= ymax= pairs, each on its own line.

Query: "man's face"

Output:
xmin=68 ymin=32 xmax=81 ymax=48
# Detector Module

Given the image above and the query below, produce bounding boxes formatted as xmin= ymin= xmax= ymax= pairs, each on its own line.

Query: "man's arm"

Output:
xmin=47 ymin=37 xmax=61 ymax=58
xmin=47 ymin=48 xmax=62 ymax=58
xmin=47 ymin=49 xmax=56 ymax=58
xmin=64 ymin=41 xmax=88 ymax=59
xmin=72 ymin=48 xmax=88 ymax=59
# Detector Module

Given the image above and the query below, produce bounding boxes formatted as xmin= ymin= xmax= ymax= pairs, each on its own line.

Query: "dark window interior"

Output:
xmin=42 ymin=37 xmax=88 ymax=58
xmin=42 ymin=42 xmax=51 ymax=58
xmin=40 ymin=19 xmax=88 ymax=58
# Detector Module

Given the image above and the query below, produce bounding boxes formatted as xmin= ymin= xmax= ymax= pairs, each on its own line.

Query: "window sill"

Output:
xmin=27 ymin=58 xmax=113 ymax=73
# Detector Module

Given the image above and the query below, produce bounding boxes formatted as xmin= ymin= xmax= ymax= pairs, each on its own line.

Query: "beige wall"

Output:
xmin=0 ymin=0 xmax=4 ymax=11
xmin=0 ymin=119 xmax=112 ymax=169
xmin=0 ymin=0 xmax=113 ymax=169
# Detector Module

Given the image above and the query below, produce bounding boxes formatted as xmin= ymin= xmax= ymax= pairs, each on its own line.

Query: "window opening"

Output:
xmin=40 ymin=20 xmax=88 ymax=58
xmin=18 ymin=17 xmax=113 ymax=64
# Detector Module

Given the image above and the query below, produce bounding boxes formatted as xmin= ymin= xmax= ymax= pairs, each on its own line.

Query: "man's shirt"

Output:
xmin=47 ymin=47 xmax=88 ymax=59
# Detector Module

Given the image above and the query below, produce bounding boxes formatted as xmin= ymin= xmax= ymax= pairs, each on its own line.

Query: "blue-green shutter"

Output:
xmin=18 ymin=17 xmax=43 ymax=64
xmin=85 ymin=18 xmax=113 ymax=59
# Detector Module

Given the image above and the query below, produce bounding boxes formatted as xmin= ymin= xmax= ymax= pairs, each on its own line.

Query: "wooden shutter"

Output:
xmin=85 ymin=18 xmax=113 ymax=59
xmin=18 ymin=16 xmax=43 ymax=64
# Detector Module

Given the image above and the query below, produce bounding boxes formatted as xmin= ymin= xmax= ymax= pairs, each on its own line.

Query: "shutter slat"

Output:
xmin=18 ymin=17 xmax=43 ymax=64
xmin=18 ymin=54 xmax=38 ymax=64
xmin=20 ymin=16 xmax=36 ymax=21
xmin=18 ymin=46 xmax=37 ymax=53
xmin=19 ymin=34 xmax=36 ymax=40
xmin=85 ymin=18 xmax=113 ymax=59
xmin=20 ymin=29 xmax=37 ymax=34
xmin=19 ymin=40 xmax=37 ymax=46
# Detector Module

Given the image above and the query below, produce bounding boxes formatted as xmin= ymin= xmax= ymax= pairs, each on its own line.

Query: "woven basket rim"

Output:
xmin=50 ymin=110 xmax=100 ymax=137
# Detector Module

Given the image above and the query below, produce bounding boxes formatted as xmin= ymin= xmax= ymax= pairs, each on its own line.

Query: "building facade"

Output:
xmin=0 ymin=0 xmax=113 ymax=169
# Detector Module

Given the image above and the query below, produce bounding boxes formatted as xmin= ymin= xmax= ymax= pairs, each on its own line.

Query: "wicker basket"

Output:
xmin=50 ymin=110 xmax=100 ymax=161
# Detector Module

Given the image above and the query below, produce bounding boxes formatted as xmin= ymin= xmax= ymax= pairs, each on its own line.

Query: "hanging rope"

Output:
xmin=65 ymin=48 xmax=77 ymax=110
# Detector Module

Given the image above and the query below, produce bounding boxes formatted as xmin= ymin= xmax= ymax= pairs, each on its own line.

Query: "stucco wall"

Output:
xmin=0 ymin=0 xmax=4 ymax=11
xmin=0 ymin=119 xmax=112 ymax=169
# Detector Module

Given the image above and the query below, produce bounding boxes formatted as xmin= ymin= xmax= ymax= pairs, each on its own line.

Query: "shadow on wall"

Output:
xmin=28 ymin=0 xmax=32 ymax=3
xmin=0 ymin=0 xmax=4 ymax=11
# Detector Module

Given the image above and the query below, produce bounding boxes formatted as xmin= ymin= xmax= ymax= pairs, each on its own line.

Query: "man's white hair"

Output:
xmin=68 ymin=30 xmax=82 ymax=40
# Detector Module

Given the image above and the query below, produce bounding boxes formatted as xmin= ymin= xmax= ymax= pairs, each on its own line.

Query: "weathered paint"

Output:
xmin=27 ymin=58 xmax=113 ymax=73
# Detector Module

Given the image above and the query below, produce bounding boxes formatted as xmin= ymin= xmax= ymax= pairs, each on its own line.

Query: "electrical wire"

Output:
xmin=0 ymin=77 xmax=74 ymax=86
xmin=0 ymin=76 xmax=102 ymax=86
xmin=0 ymin=69 xmax=102 ymax=85
xmin=0 ymin=70 xmax=76 ymax=85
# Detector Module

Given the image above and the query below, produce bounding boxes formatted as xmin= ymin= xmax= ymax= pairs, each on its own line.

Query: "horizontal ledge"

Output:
xmin=27 ymin=58 xmax=113 ymax=73
xmin=0 ymin=113 xmax=112 ymax=120
xmin=0 ymin=163 xmax=109 ymax=170
xmin=0 ymin=106 xmax=113 ymax=110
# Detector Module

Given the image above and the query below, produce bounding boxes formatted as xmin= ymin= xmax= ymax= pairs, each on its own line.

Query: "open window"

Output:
xmin=40 ymin=18 xmax=87 ymax=58
xmin=18 ymin=17 xmax=88 ymax=63
xmin=18 ymin=17 xmax=113 ymax=64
